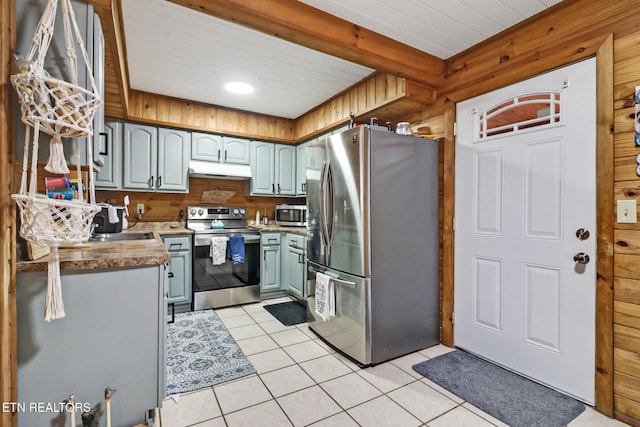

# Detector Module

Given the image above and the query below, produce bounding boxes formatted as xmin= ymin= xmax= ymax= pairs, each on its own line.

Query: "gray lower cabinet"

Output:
xmin=16 ymin=265 xmax=167 ymax=427
xmin=260 ymin=233 xmax=306 ymax=300
xmin=260 ymin=233 xmax=283 ymax=295
xmin=163 ymin=235 xmax=192 ymax=309
xmin=285 ymin=234 xmax=306 ymax=300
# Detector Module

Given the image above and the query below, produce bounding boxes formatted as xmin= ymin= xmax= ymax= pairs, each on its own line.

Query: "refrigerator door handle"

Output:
xmin=326 ymin=161 xmax=336 ymax=246
xmin=319 ymin=160 xmax=330 ymax=248
xmin=308 ymin=267 xmax=357 ymax=289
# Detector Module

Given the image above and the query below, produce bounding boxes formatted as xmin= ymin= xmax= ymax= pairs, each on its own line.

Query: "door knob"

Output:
xmin=573 ymin=252 xmax=590 ymax=264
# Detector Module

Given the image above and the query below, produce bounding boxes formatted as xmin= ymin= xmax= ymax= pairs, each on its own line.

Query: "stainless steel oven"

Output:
xmin=187 ymin=206 xmax=260 ymax=310
xmin=275 ymin=204 xmax=307 ymax=226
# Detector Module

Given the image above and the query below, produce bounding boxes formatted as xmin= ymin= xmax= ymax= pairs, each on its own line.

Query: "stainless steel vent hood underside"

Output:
xmin=188 ymin=160 xmax=252 ymax=180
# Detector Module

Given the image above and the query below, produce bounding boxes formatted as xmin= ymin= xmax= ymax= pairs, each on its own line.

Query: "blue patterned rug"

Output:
xmin=166 ymin=310 xmax=256 ymax=395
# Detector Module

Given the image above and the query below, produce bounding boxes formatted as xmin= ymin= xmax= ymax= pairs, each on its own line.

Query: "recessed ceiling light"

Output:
xmin=225 ymin=81 xmax=254 ymax=94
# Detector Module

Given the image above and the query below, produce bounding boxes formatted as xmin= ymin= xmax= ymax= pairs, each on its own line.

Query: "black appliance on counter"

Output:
xmin=187 ymin=206 xmax=260 ymax=310
xmin=92 ymin=205 xmax=123 ymax=233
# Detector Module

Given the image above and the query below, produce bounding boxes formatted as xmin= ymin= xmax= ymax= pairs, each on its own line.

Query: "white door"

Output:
xmin=454 ymin=58 xmax=596 ymax=403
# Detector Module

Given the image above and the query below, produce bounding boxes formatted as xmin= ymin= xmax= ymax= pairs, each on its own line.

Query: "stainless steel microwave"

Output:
xmin=275 ymin=204 xmax=307 ymax=227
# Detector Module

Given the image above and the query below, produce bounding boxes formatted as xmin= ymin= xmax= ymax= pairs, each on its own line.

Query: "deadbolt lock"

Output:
xmin=576 ymin=228 xmax=590 ymax=240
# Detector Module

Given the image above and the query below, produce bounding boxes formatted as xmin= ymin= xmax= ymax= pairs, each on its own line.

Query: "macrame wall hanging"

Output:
xmin=11 ymin=0 xmax=102 ymax=321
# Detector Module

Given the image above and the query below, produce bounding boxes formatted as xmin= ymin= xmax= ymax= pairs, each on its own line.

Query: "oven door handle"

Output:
xmin=194 ymin=234 xmax=261 ymax=246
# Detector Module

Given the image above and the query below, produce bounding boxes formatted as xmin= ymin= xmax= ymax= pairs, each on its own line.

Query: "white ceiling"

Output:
xmin=121 ymin=0 xmax=563 ymax=119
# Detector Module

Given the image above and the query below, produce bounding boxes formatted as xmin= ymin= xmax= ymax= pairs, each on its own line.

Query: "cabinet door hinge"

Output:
xmin=453 ymin=122 xmax=457 ymax=137
xmin=451 ymin=312 xmax=455 ymax=325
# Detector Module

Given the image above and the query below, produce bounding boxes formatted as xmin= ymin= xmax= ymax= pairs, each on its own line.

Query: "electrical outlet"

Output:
xmin=137 ymin=204 xmax=145 ymax=214
xmin=617 ymin=200 xmax=637 ymax=224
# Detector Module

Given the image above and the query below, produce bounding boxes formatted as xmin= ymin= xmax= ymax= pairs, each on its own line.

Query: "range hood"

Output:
xmin=188 ymin=160 xmax=252 ymax=180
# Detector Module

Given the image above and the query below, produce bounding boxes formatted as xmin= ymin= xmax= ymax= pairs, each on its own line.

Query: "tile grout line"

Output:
xmin=173 ymin=299 xmax=486 ymax=427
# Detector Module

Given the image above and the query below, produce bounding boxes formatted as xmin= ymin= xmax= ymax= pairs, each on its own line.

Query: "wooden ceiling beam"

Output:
xmin=166 ymin=0 xmax=446 ymax=89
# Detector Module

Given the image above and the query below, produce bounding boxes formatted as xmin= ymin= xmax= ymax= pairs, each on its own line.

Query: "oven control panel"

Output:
xmin=187 ymin=206 xmax=246 ymax=220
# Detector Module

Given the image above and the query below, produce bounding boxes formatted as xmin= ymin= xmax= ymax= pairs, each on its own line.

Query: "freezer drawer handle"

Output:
xmin=308 ymin=267 xmax=357 ymax=288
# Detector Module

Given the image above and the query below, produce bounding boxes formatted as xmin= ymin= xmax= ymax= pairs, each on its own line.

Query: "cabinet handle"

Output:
xmin=301 ymin=182 xmax=306 ymax=192
xmin=225 ymin=150 xmax=228 ymax=162
xmin=277 ymin=183 xmax=281 ymax=194
xmin=157 ymin=176 xmax=162 ymax=188
xmin=263 ymin=250 xmax=267 ymax=260
xmin=168 ymin=272 xmax=174 ymax=278
xmin=148 ymin=176 xmax=154 ymax=188
xmin=99 ymin=132 xmax=109 ymax=156
xmin=169 ymin=243 xmax=182 ymax=249
xmin=218 ymin=149 xmax=221 ymax=160
xmin=268 ymin=238 xmax=278 ymax=243
xmin=272 ymin=183 xmax=275 ymax=193
xmin=298 ymin=253 xmax=303 ymax=263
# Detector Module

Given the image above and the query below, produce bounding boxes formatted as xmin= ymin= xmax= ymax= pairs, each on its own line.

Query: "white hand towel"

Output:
xmin=315 ymin=272 xmax=335 ymax=322
xmin=107 ymin=206 xmax=119 ymax=223
xmin=210 ymin=237 xmax=227 ymax=266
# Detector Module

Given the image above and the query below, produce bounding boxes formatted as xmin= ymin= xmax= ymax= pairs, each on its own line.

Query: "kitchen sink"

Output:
xmin=89 ymin=231 xmax=156 ymax=242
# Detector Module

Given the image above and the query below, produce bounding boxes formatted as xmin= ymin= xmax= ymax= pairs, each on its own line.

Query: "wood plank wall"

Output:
xmin=403 ymin=1 xmax=640 ymax=421
xmin=96 ymin=178 xmax=301 ymax=223
xmin=0 ymin=0 xmax=16 ymax=425
xmin=124 ymin=90 xmax=296 ymax=143
xmin=116 ymin=73 xmax=431 ymax=144
xmin=294 ymin=72 xmax=432 ymax=140
xmin=612 ymin=29 xmax=640 ymax=424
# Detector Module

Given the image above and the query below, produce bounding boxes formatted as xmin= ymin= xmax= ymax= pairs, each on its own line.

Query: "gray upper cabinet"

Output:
xmin=251 ymin=141 xmax=275 ymax=195
xmin=251 ymin=142 xmax=297 ymax=196
xmin=275 ymin=144 xmax=296 ymax=196
xmin=223 ymin=137 xmax=251 ymax=165
xmin=191 ymin=133 xmax=222 ymax=162
xmin=94 ymin=119 xmax=122 ymax=189
xmin=191 ymin=133 xmax=250 ymax=165
xmin=90 ymin=12 xmax=106 ymax=169
xmin=157 ymin=128 xmax=190 ymax=191
xmin=296 ymin=143 xmax=307 ymax=196
xmin=123 ymin=123 xmax=189 ymax=192
xmin=15 ymin=0 xmax=103 ymax=167
xmin=124 ymin=123 xmax=157 ymax=190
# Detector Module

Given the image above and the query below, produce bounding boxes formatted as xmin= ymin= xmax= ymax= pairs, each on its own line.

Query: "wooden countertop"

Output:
xmin=16 ymin=222 xmax=192 ymax=273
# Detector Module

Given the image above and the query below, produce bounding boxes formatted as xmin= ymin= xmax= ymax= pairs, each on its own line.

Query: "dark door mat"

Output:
xmin=412 ymin=350 xmax=585 ymax=427
xmin=264 ymin=301 xmax=308 ymax=326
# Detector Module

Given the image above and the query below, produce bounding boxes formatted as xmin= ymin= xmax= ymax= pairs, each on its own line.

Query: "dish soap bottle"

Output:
xmin=263 ymin=213 xmax=268 ymax=225
xmin=256 ymin=210 xmax=260 ymax=225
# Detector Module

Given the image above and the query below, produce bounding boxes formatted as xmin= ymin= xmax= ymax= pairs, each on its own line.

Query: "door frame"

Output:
xmin=441 ymin=36 xmax=614 ymax=415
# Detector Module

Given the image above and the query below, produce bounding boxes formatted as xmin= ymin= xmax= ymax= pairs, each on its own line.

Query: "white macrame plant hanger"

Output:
xmin=11 ymin=0 xmax=102 ymax=321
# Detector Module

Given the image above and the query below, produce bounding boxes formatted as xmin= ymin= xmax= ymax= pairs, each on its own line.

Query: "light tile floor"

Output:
xmin=160 ymin=297 xmax=629 ymax=427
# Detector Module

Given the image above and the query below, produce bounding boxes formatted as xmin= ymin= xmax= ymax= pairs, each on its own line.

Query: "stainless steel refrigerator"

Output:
xmin=306 ymin=125 xmax=440 ymax=366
